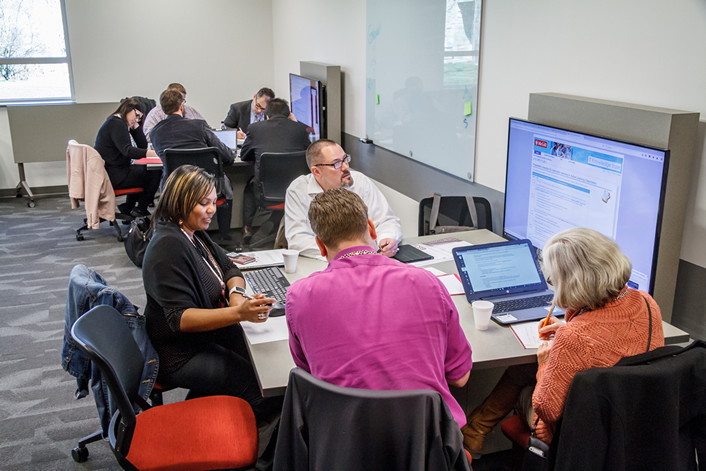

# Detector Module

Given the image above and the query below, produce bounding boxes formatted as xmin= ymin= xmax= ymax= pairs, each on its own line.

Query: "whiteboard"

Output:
xmin=366 ymin=0 xmax=482 ymax=181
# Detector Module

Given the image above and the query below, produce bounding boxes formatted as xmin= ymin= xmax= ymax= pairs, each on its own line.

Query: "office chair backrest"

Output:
xmin=418 ymin=195 xmax=493 ymax=236
xmin=71 ymin=305 xmax=145 ymax=454
xmin=257 ymin=151 xmax=309 ymax=206
xmin=163 ymin=147 xmax=224 ymax=194
xmin=273 ymin=368 xmax=471 ymax=471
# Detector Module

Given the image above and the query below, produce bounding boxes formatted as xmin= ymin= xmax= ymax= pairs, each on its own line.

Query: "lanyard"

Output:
xmin=182 ymin=229 xmax=226 ymax=305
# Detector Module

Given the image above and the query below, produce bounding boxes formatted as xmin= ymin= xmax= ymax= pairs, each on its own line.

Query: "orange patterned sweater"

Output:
xmin=532 ymin=288 xmax=664 ymax=443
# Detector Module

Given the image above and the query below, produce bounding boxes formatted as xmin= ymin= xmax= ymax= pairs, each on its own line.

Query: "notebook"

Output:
xmin=452 ymin=239 xmax=563 ymax=325
xmin=393 ymin=244 xmax=434 ymax=264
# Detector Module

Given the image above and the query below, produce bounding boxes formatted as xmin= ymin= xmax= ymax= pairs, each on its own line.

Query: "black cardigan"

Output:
xmin=94 ymin=115 xmax=148 ymax=185
xmin=550 ymin=341 xmax=706 ymax=471
xmin=142 ymin=221 xmax=242 ymax=375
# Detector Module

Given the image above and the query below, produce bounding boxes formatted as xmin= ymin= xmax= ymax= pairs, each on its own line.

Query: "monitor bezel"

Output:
xmin=502 ymin=117 xmax=671 ymax=295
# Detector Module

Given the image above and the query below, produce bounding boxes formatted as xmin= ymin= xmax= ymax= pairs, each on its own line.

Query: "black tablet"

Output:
xmin=392 ymin=244 xmax=434 ymax=263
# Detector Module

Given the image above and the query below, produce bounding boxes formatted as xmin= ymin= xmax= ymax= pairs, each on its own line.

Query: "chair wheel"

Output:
xmin=71 ymin=446 xmax=89 ymax=462
xmin=27 ymin=201 xmax=36 ymax=208
xmin=76 ymin=234 xmax=84 ymax=241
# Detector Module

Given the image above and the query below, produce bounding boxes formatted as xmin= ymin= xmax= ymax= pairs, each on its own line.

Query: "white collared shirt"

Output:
xmin=284 ymin=171 xmax=403 ymax=260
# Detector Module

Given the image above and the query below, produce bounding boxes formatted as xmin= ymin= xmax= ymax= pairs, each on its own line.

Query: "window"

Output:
xmin=0 ymin=0 xmax=74 ymax=102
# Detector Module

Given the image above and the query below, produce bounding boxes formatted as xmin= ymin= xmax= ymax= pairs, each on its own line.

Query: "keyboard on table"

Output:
xmin=243 ymin=267 xmax=291 ymax=303
xmin=492 ymin=294 xmax=554 ymax=314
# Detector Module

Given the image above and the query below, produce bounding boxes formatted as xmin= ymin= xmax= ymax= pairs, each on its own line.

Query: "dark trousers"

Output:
xmin=242 ymin=178 xmax=260 ymax=227
xmin=159 ymin=324 xmax=282 ymax=422
xmin=112 ymin=166 xmax=161 ymax=211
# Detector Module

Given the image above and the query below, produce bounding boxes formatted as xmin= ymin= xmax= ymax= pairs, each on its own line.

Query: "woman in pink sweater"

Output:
xmin=462 ymin=228 xmax=664 ymax=452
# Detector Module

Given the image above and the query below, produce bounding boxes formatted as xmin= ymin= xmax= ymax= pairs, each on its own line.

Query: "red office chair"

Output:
xmin=501 ymin=414 xmax=532 ymax=470
xmin=71 ymin=305 xmax=258 ymax=470
xmin=67 ymin=140 xmax=144 ymax=242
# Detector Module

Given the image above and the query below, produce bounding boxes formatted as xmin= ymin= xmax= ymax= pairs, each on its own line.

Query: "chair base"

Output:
xmin=76 ymin=213 xmax=134 ymax=242
xmin=72 ymin=430 xmax=104 ymax=463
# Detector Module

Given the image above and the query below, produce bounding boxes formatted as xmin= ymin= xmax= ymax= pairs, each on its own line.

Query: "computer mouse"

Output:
xmin=269 ymin=302 xmax=286 ymax=318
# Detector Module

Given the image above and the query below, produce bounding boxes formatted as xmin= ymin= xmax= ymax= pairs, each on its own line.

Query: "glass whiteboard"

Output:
xmin=366 ymin=0 xmax=482 ymax=181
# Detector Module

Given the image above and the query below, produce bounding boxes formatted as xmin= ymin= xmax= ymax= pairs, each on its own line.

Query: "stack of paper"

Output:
xmin=410 ymin=237 xmax=473 ymax=267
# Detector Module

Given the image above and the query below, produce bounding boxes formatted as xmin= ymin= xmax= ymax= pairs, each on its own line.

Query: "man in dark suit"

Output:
xmin=151 ymin=89 xmax=236 ymax=241
xmin=222 ymin=87 xmax=275 ymax=139
xmin=240 ymin=98 xmax=311 ymax=242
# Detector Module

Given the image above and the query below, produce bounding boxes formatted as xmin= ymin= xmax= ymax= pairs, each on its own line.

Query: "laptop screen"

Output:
xmin=212 ymin=130 xmax=237 ymax=149
xmin=453 ymin=239 xmax=547 ymax=301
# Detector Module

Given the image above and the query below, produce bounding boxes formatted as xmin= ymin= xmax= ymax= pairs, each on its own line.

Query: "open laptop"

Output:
xmin=212 ymin=129 xmax=238 ymax=150
xmin=452 ymin=239 xmax=564 ymax=325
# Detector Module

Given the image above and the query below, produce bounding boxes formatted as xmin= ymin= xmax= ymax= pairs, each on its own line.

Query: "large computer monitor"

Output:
xmin=289 ymin=73 xmax=325 ymax=141
xmin=503 ymin=118 xmax=670 ymax=294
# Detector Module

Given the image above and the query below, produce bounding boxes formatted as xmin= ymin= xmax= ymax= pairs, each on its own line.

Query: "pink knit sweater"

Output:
xmin=532 ymin=288 xmax=664 ymax=443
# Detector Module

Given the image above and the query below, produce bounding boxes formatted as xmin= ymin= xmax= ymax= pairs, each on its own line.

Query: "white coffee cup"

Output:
xmin=472 ymin=300 xmax=494 ymax=331
xmin=282 ymin=250 xmax=299 ymax=274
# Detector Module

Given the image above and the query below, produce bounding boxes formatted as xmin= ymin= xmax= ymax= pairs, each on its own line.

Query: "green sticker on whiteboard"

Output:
xmin=375 ymin=94 xmax=380 ymax=104
xmin=464 ymin=101 xmax=472 ymax=116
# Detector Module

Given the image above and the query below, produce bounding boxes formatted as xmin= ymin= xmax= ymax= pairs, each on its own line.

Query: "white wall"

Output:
xmin=0 ymin=0 xmax=275 ymax=190
xmin=271 ymin=0 xmax=706 ymax=269
xmin=271 ymin=0 xmax=366 ymax=137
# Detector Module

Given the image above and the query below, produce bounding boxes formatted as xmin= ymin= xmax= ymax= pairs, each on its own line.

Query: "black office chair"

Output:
xmin=70 ymin=305 xmax=259 ymax=470
xmin=163 ymin=147 xmax=232 ymax=239
xmin=273 ymin=368 xmax=472 ymax=471
xmin=418 ymin=194 xmax=493 ymax=236
xmin=250 ymin=151 xmax=309 ymax=248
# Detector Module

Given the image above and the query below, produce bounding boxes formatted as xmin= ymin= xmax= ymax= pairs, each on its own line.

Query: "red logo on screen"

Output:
xmin=534 ymin=139 xmax=548 ymax=148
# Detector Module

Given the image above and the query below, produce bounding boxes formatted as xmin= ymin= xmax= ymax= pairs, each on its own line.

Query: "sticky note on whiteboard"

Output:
xmin=464 ymin=101 xmax=472 ymax=116
xmin=375 ymin=94 xmax=380 ymax=104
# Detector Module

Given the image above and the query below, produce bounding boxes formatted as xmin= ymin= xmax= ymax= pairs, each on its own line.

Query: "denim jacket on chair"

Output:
xmin=62 ymin=264 xmax=159 ymax=434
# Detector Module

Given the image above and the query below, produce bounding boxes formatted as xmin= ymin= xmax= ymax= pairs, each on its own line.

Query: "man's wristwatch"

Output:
xmin=228 ymin=286 xmax=247 ymax=298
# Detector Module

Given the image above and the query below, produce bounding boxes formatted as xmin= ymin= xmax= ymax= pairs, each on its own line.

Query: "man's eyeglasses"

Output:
xmin=314 ymin=155 xmax=351 ymax=170
xmin=254 ymin=101 xmax=267 ymax=113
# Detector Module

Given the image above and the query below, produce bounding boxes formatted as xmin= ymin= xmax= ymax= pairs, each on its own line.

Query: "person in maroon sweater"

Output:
xmin=462 ymin=227 xmax=664 ymax=452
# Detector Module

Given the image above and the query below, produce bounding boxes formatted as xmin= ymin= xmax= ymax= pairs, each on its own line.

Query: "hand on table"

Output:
xmin=146 ymin=150 xmax=157 ymax=157
xmin=236 ymin=130 xmax=246 ymax=139
xmin=378 ymin=238 xmax=398 ymax=258
xmin=230 ymin=292 xmax=276 ymax=323
xmin=538 ymin=316 xmax=563 ymax=340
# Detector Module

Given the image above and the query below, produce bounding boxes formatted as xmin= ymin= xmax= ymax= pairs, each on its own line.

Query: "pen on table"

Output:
xmin=377 ymin=242 xmax=390 ymax=254
xmin=539 ymin=305 xmax=555 ymax=340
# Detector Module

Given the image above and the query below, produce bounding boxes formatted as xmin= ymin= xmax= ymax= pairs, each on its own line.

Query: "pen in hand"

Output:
xmin=377 ymin=242 xmax=389 ymax=254
xmin=539 ymin=305 xmax=555 ymax=340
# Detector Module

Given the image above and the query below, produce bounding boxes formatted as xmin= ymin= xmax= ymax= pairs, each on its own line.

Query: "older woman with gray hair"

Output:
xmin=462 ymin=227 xmax=665 ymax=452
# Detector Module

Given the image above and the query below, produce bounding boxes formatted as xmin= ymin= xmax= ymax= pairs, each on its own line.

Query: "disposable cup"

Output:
xmin=282 ymin=250 xmax=299 ymax=274
xmin=472 ymin=300 xmax=494 ymax=331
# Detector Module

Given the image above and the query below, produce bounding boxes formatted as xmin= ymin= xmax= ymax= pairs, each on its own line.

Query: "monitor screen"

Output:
xmin=503 ymin=118 xmax=670 ymax=294
xmin=289 ymin=73 xmax=324 ymax=141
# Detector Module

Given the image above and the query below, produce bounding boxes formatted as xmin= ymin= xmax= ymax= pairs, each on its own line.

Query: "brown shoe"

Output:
xmin=461 ymin=370 xmax=523 ymax=453
xmin=242 ymin=226 xmax=253 ymax=244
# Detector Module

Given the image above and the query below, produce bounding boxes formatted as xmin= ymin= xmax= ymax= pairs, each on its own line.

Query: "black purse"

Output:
xmin=123 ymin=216 xmax=152 ymax=268
xmin=522 ymin=418 xmax=550 ymax=471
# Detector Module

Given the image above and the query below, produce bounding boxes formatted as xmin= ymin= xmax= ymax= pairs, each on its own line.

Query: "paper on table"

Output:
xmin=423 ymin=266 xmax=446 ymax=276
xmin=437 ymin=274 xmax=465 ymax=295
xmin=510 ymin=320 xmax=545 ymax=349
xmin=241 ymin=316 xmax=289 ymax=344
xmin=410 ymin=240 xmax=473 ymax=267
xmin=227 ymin=249 xmax=286 ymax=270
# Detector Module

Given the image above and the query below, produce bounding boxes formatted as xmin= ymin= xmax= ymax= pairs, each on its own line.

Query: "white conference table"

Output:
xmin=244 ymin=230 xmax=691 ymax=397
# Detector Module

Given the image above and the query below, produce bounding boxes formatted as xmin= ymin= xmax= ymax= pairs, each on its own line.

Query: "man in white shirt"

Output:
xmin=143 ymin=83 xmax=206 ymax=144
xmin=285 ymin=139 xmax=402 ymax=260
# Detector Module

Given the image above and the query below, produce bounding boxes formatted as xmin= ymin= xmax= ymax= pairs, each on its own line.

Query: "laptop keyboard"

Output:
xmin=493 ymin=294 xmax=554 ymax=314
xmin=243 ymin=267 xmax=290 ymax=303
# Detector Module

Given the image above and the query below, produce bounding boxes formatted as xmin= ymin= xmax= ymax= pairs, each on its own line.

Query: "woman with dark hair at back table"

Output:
xmin=94 ymin=98 xmax=161 ymax=217
xmin=142 ymin=165 xmax=282 ymax=422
